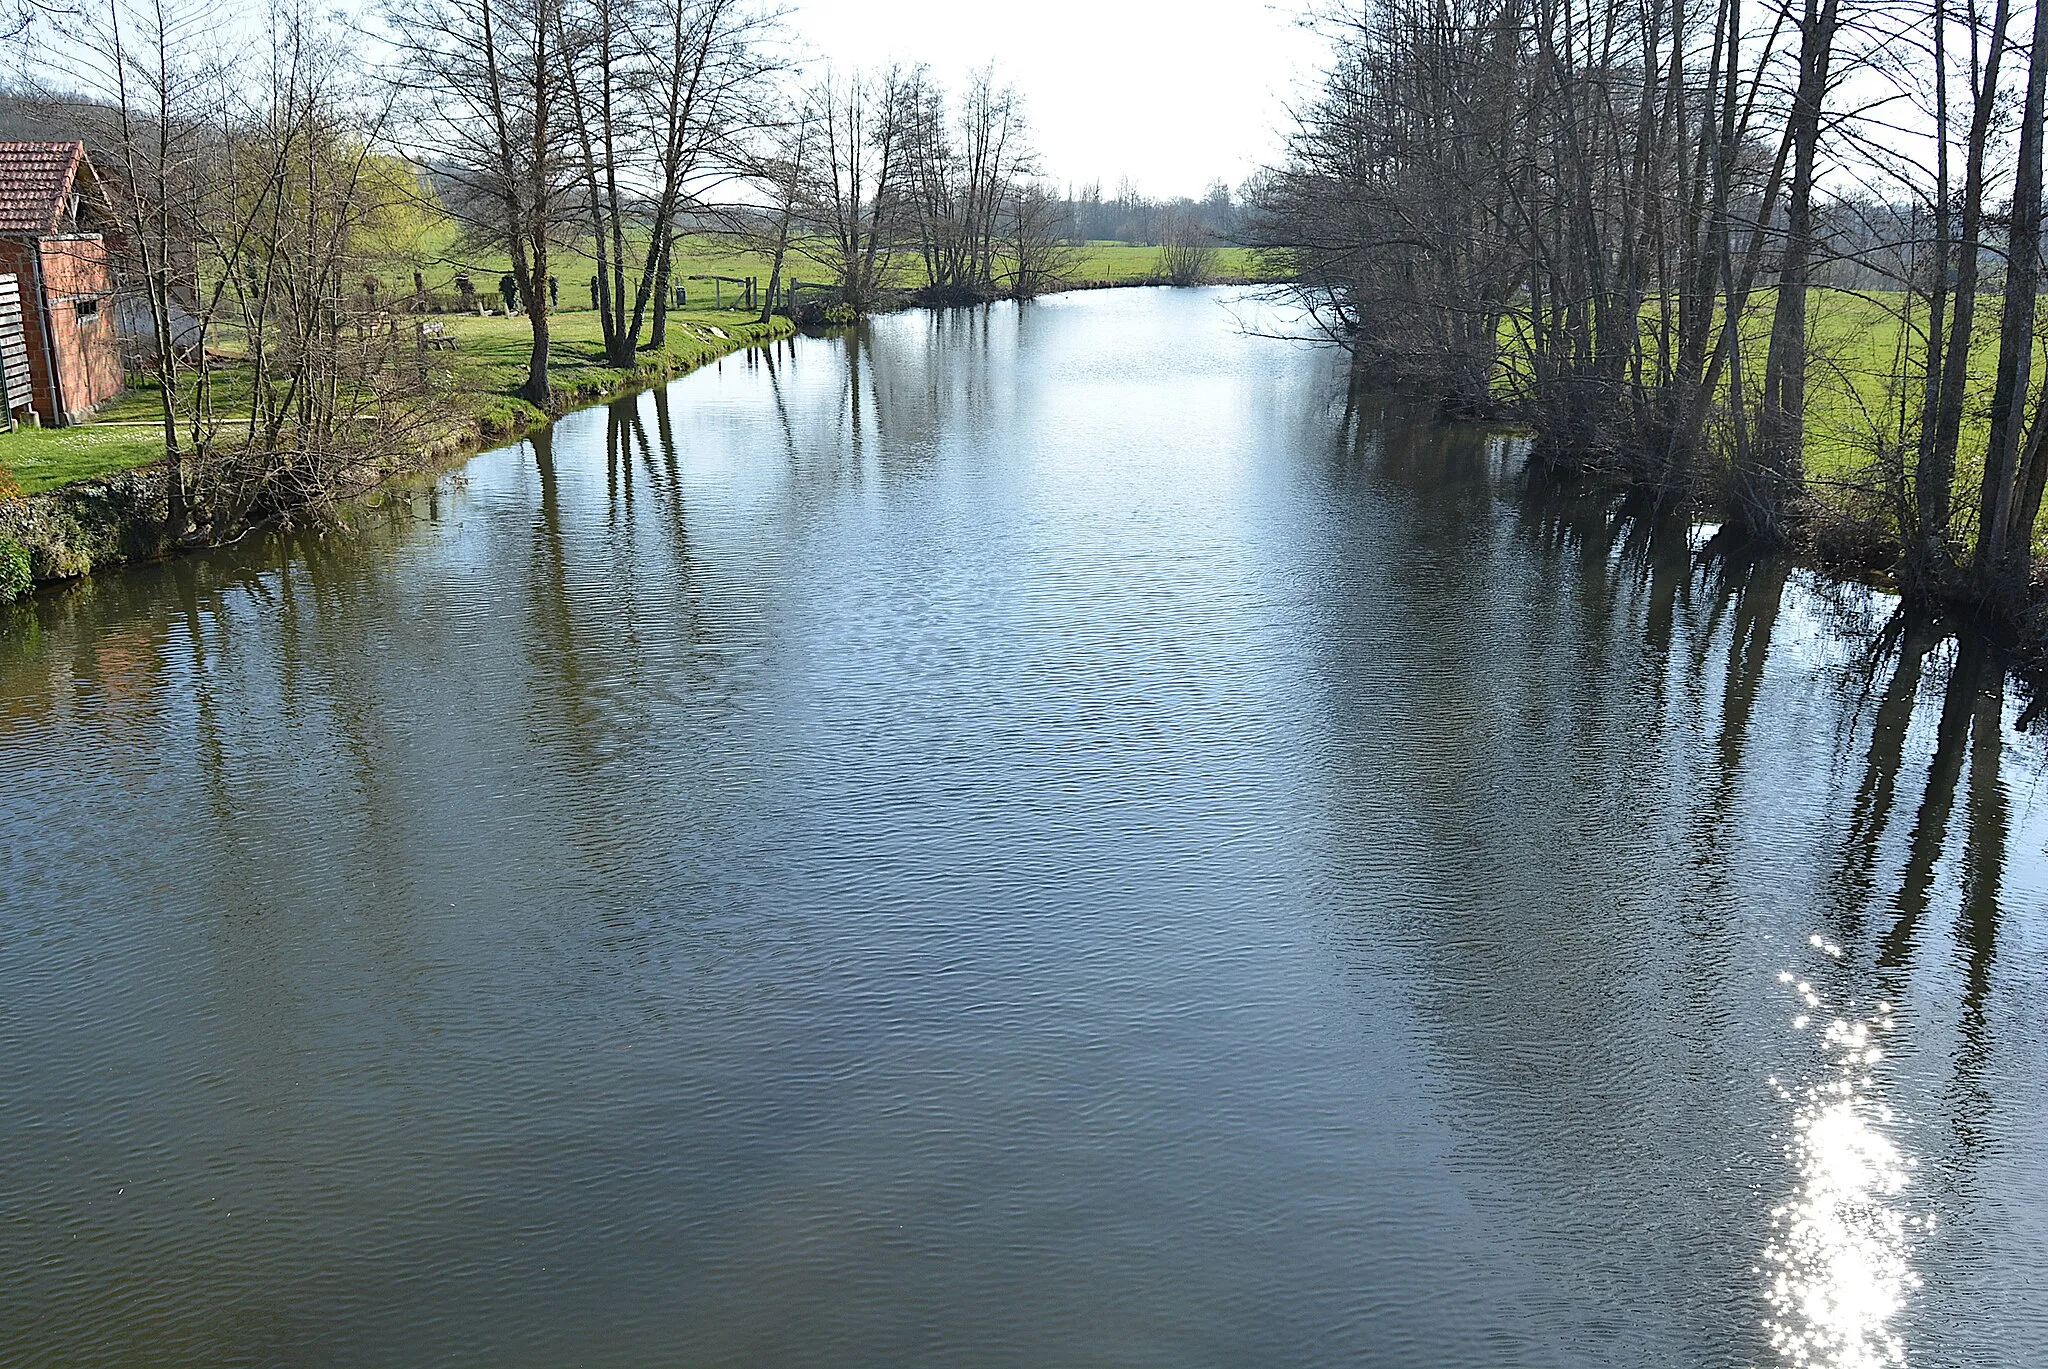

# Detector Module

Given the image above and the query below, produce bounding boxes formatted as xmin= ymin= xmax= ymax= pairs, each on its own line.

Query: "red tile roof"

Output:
xmin=0 ymin=140 xmax=86 ymax=235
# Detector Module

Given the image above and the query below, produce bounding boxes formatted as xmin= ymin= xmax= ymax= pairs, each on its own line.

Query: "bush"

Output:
xmin=1157 ymin=239 xmax=1218 ymax=286
xmin=0 ymin=537 xmax=30 ymax=603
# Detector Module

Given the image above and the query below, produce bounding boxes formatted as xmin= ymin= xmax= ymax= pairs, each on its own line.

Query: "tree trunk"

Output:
xmin=1745 ymin=0 xmax=1840 ymax=543
xmin=1971 ymin=0 xmax=2048 ymax=609
xmin=650 ymin=237 xmax=673 ymax=349
xmin=762 ymin=207 xmax=793 ymax=323
xmin=1908 ymin=0 xmax=1955 ymax=582
xmin=1920 ymin=0 xmax=2015 ymax=576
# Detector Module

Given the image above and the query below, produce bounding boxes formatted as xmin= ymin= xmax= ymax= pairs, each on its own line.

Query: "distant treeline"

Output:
xmin=1050 ymin=181 xmax=1243 ymax=248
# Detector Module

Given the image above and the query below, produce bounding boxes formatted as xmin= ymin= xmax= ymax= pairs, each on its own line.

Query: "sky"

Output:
xmin=785 ymin=0 xmax=1326 ymax=201
xmin=8 ymin=0 xmax=1325 ymax=201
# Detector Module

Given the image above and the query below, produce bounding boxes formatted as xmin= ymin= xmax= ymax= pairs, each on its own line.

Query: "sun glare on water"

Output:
xmin=1760 ymin=941 xmax=1925 ymax=1369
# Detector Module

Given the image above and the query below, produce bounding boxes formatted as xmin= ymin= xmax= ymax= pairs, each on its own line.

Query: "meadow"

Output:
xmin=374 ymin=223 xmax=1274 ymax=298
xmin=0 ymin=304 xmax=789 ymax=495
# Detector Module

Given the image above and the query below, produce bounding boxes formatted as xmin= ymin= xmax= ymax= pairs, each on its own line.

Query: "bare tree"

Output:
xmin=1968 ymin=0 xmax=2048 ymax=608
xmin=1001 ymin=180 xmax=1078 ymax=299
xmin=1260 ymin=0 xmax=2048 ymax=622
xmin=53 ymin=0 xmax=226 ymax=532
xmin=206 ymin=9 xmax=431 ymax=526
xmin=1156 ymin=205 xmax=1217 ymax=285
xmin=1749 ymin=0 xmax=1848 ymax=542
xmin=751 ymin=98 xmax=813 ymax=321
xmin=554 ymin=0 xmax=779 ymax=363
xmin=3 ymin=0 xmax=71 ymax=42
xmin=900 ymin=66 xmax=1033 ymax=298
xmin=384 ymin=0 xmax=570 ymax=404
xmin=799 ymin=65 xmax=915 ymax=312
xmin=34 ymin=0 xmax=434 ymax=533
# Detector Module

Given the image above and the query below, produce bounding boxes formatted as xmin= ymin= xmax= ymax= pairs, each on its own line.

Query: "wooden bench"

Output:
xmin=417 ymin=321 xmax=458 ymax=351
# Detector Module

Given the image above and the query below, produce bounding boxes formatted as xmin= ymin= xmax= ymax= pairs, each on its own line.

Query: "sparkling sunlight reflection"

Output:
xmin=1760 ymin=945 xmax=1924 ymax=1368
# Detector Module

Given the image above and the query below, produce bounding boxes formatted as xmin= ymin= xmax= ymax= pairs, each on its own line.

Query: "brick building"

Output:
xmin=0 ymin=141 xmax=124 ymax=428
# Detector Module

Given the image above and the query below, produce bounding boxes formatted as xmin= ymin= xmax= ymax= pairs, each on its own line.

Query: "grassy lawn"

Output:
xmin=0 ymin=302 xmax=791 ymax=495
xmin=0 ymin=424 xmax=167 ymax=496
xmin=382 ymin=227 xmax=1279 ymax=299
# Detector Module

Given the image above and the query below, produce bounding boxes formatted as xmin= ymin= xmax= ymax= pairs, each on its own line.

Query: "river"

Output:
xmin=3 ymin=287 xmax=2045 ymax=1367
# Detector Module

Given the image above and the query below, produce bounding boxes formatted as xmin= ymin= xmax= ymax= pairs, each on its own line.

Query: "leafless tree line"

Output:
xmin=379 ymin=4 xmax=1070 ymax=388
xmin=382 ymin=0 xmax=786 ymax=393
xmin=773 ymin=64 xmax=1076 ymax=316
xmin=1056 ymin=179 xmax=1242 ymax=246
xmin=1258 ymin=0 xmax=2048 ymax=623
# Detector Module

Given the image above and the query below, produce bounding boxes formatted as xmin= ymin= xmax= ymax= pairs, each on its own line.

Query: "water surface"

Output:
xmin=4 ymin=288 xmax=2045 ymax=1367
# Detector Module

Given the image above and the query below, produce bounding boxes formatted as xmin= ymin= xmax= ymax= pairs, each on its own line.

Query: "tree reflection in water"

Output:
xmin=1461 ymin=452 xmax=2027 ymax=1369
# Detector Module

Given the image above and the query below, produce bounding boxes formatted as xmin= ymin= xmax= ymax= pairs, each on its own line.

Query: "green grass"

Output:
xmin=1062 ymin=242 xmax=1272 ymax=282
xmin=1796 ymin=289 xmax=2023 ymax=485
xmin=0 ymin=423 xmax=167 ymax=495
xmin=434 ymin=305 xmax=789 ymax=409
xmin=373 ymin=226 xmax=1280 ymax=299
xmin=0 ymin=303 xmax=792 ymax=495
xmin=1499 ymin=286 xmax=2030 ymax=481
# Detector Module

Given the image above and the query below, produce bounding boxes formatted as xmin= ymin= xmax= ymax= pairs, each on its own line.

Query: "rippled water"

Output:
xmin=3 ymin=288 xmax=2046 ymax=1367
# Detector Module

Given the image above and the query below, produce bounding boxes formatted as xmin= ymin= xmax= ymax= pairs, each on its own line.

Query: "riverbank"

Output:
xmin=0 ymin=309 xmax=794 ymax=600
xmin=1503 ymin=402 xmax=2048 ymax=681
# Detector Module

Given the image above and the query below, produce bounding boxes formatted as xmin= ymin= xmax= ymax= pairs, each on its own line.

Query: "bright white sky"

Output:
xmin=785 ymin=0 xmax=1325 ymax=200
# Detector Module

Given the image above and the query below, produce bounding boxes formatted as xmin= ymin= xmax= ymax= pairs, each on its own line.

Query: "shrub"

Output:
xmin=1157 ymin=239 xmax=1218 ymax=287
xmin=0 ymin=537 xmax=30 ymax=604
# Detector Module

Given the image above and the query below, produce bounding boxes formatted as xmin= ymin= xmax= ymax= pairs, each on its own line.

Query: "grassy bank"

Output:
xmin=0 ymin=304 xmax=791 ymax=495
xmin=434 ymin=307 xmax=792 ymax=434
xmin=0 ymin=306 xmax=793 ymax=599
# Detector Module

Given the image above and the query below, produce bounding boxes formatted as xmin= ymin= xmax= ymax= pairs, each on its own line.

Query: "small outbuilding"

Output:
xmin=0 ymin=140 xmax=124 ymax=429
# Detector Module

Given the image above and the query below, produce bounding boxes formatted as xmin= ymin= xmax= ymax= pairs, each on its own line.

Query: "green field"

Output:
xmin=367 ymin=224 xmax=1275 ymax=304
xmin=0 ymin=304 xmax=791 ymax=495
xmin=1795 ymin=289 xmax=2017 ymax=486
xmin=1051 ymin=242 xmax=1271 ymax=283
